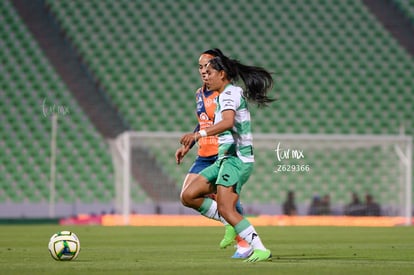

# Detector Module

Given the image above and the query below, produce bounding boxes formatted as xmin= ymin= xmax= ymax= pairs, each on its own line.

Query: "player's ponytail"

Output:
xmin=208 ymin=55 xmax=275 ymax=107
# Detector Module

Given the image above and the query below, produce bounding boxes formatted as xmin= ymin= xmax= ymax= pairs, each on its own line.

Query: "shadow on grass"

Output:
xmin=272 ymin=254 xmax=368 ymax=262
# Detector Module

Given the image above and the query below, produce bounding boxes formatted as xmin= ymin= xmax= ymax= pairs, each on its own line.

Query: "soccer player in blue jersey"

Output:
xmin=180 ymin=50 xmax=275 ymax=262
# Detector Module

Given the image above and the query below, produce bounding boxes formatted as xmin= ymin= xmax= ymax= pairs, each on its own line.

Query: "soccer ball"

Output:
xmin=48 ymin=231 xmax=80 ymax=261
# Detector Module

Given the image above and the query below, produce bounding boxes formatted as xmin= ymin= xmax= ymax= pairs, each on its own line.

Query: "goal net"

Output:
xmin=109 ymin=132 xmax=412 ymax=225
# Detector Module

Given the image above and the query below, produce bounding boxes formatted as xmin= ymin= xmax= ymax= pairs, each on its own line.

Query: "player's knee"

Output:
xmin=180 ymin=189 xmax=197 ymax=208
xmin=180 ymin=190 xmax=191 ymax=207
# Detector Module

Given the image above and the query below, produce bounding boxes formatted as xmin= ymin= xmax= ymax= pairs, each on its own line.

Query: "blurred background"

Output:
xmin=0 ymin=0 xmax=413 ymax=219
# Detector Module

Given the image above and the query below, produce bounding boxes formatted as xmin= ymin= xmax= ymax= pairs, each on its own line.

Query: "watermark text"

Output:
xmin=42 ymin=98 xmax=70 ymax=117
xmin=274 ymin=142 xmax=311 ymax=173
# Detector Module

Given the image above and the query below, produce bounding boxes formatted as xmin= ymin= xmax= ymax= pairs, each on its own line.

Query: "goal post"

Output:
xmin=109 ymin=131 xmax=131 ymax=225
xmin=109 ymin=132 xmax=412 ymax=225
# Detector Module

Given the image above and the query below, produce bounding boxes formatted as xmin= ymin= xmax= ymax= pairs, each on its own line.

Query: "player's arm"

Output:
xmin=175 ymin=145 xmax=190 ymax=164
xmin=196 ymin=110 xmax=234 ymax=138
xmin=181 ymin=88 xmax=238 ymax=146
xmin=180 ymin=110 xmax=234 ymax=146
xmin=189 ymin=124 xmax=200 ymax=149
xmin=175 ymin=124 xmax=200 ymax=164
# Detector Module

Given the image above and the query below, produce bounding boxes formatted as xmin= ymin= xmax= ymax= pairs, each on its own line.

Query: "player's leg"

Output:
xmin=215 ymin=158 xmax=271 ymax=262
xmin=218 ymin=197 xmax=252 ymax=257
xmin=190 ymin=156 xmax=247 ymax=252
xmin=232 ymin=200 xmax=253 ymax=259
xmin=189 ymin=162 xmax=249 ymax=253
xmin=216 ymin=185 xmax=271 ymax=262
xmin=180 ymin=173 xmax=215 ymax=210
xmin=179 ymin=173 xmax=199 ymax=204
xmin=181 ymin=162 xmax=231 ymax=225
xmin=180 ymin=155 xmax=210 ymax=201
xmin=216 ymin=184 xmax=242 ymax=248
xmin=215 ymin=158 xmax=248 ymax=249
xmin=180 ymin=156 xmax=218 ymax=214
xmin=214 ymin=187 xmax=251 ymax=257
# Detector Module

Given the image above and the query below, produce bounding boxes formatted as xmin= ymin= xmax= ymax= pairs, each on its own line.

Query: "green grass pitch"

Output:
xmin=1 ymin=225 xmax=414 ymax=274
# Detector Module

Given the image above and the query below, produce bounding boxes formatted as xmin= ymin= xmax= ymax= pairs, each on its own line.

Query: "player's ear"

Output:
xmin=219 ymin=70 xmax=226 ymax=81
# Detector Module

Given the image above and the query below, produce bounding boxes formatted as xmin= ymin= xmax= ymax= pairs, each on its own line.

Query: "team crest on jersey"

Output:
xmin=199 ymin=112 xmax=209 ymax=121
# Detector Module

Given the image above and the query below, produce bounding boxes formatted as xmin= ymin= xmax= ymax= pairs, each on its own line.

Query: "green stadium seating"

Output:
xmin=2 ymin=0 xmax=413 ymax=211
xmin=0 ymin=0 xmax=137 ymax=205
xmin=56 ymin=0 xmax=413 ymax=206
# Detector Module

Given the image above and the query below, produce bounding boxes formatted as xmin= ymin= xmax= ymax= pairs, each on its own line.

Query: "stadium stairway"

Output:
xmin=131 ymin=147 xmax=180 ymax=202
xmin=362 ymin=0 xmax=414 ymax=56
xmin=392 ymin=0 xmax=414 ymax=27
xmin=12 ymin=0 xmax=128 ymax=138
xmin=11 ymin=0 xmax=180 ymax=203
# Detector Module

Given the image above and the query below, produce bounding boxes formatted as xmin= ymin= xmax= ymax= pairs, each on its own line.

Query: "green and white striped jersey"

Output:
xmin=214 ymin=84 xmax=254 ymax=163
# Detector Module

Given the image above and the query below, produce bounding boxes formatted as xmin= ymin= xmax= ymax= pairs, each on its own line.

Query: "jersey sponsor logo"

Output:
xmin=223 ymin=98 xmax=235 ymax=109
xmin=204 ymin=98 xmax=214 ymax=107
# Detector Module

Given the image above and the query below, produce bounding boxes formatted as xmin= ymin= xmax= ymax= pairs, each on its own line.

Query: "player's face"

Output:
xmin=205 ymin=64 xmax=224 ymax=92
xmin=198 ymin=54 xmax=214 ymax=83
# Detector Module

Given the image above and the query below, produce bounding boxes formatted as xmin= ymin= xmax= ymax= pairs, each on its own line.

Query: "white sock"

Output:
xmin=238 ymin=225 xmax=266 ymax=251
xmin=198 ymin=198 xmax=228 ymax=225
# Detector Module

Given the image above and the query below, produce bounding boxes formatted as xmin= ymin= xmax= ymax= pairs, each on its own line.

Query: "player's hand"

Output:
xmin=175 ymin=145 xmax=190 ymax=164
xmin=180 ymin=132 xmax=198 ymax=147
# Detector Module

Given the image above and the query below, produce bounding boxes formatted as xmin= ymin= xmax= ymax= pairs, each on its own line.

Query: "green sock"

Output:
xmin=198 ymin=198 xmax=228 ymax=224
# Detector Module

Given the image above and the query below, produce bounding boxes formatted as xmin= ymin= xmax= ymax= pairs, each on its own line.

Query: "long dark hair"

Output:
xmin=206 ymin=49 xmax=275 ymax=107
xmin=202 ymin=48 xmax=224 ymax=57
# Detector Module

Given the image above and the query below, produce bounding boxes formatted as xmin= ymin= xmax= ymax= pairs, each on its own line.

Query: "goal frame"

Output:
xmin=109 ymin=131 xmax=412 ymax=226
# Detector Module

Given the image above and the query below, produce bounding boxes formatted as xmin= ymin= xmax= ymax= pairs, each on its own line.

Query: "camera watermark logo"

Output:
xmin=274 ymin=142 xmax=311 ymax=173
xmin=42 ymin=98 xmax=70 ymax=118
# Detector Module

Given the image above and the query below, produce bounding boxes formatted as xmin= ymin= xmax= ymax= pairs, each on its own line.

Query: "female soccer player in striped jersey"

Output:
xmin=180 ymin=51 xmax=274 ymax=262
xmin=175 ymin=49 xmax=252 ymax=259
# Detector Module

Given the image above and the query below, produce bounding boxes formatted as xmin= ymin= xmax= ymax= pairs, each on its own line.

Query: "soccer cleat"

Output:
xmin=244 ymin=249 xmax=272 ymax=262
xmin=231 ymin=245 xmax=253 ymax=259
xmin=220 ymin=225 xmax=237 ymax=248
